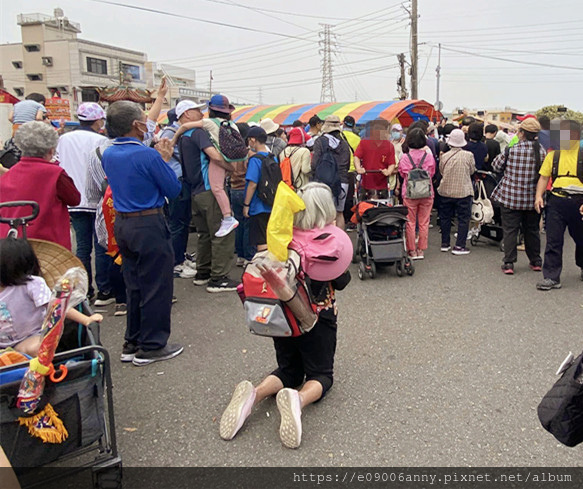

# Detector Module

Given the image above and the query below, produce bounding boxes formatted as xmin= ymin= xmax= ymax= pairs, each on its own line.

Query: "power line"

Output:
xmin=436 ymin=44 xmax=583 ymax=71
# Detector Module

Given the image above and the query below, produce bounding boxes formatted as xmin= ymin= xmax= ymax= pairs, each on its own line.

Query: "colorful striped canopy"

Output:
xmin=231 ymin=100 xmax=442 ymax=127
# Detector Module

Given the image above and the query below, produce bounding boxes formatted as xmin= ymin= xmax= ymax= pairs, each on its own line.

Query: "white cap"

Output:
xmin=175 ymin=100 xmax=206 ymax=119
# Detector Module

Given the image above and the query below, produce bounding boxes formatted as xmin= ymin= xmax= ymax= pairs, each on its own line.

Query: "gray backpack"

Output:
xmin=406 ymin=153 xmax=432 ymax=199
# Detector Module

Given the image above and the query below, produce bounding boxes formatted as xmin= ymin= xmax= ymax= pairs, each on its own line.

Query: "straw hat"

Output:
xmin=29 ymin=239 xmax=84 ymax=289
xmin=519 ymin=118 xmax=541 ymax=133
xmin=321 ymin=115 xmax=342 ymax=134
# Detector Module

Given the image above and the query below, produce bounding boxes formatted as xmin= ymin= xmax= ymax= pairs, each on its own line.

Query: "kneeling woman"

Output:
xmin=220 ymin=183 xmax=352 ymax=448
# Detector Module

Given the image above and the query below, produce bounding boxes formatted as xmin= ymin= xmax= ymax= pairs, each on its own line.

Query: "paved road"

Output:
xmin=97 ymin=228 xmax=582 ymax=466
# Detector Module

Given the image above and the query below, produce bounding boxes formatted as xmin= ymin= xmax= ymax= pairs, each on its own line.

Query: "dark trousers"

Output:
xmin=191 ymin=190 xmax=235 ymax=279
xmin=168 ymin=181 xmax=192 ymax=267
xmin=272 ymin=316 xmax=337 ymax=398
xmin=71 ymin=212 xmax=111 ymax=296
xmin=439 ymin=195 xmax=472 ymax=248
xmin=109 ymin=260 xmax=127 ymax=304
xmin=114 ymin=213 xmax=174 ymax=351
xmin=230 ymin=188 xmax=255 ymax=261
xmin=500 ymin=206 xmax=541 ymax=265
xmin=542 ymin=194 xmax=583 ymax=282
xmin=343 ymin=172 xmax=357 ymax=223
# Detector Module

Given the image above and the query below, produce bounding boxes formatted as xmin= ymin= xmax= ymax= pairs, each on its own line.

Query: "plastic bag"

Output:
xmin=266 ymin=182 xmax=305 ymax=262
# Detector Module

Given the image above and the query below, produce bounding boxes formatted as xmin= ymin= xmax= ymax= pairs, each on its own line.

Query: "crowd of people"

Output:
xmin=1 ymin=83 xmax=582 ymax=448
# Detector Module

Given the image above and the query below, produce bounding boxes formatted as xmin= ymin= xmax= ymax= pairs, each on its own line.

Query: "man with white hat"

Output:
xmin=260 ymin=118 xmax=286 ymax=157
xmin=56 ymin=102 xmax=110 ymax=302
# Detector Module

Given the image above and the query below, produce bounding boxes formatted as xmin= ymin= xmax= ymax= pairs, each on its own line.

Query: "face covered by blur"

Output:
xmin=551 ymin=119 xmax=581 ymax=151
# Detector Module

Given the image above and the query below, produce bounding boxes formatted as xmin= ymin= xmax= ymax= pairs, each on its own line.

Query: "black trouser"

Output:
xmin=439 ymin=195 xmax=472 ymax=248
xmin=542 ymin=194 xmax=583 ymax=282
xmin=343 ymin=172 xmax=356 ymax=223
xmin=500 ymin=206 xmax=541 ymax=265
xmin=114 ymin=213 xmax=174 ymax=351
xmin=272 ymin=316 xmax=337 ymax=398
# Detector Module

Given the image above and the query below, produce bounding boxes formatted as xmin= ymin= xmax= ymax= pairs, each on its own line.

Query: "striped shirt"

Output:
xmin=491 ymin=140 xmax=547 ymax=210
xmin=12 ymin=100 xmax=46 ymax=123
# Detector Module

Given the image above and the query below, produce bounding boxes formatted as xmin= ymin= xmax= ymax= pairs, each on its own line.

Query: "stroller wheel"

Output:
xmin=470 ymin=235 xmax=478 ymax=246
xmin=368 ymin=261 xmax=376 ymax=279
xmin=404 ymin=256 xmax=415 ymax=276
xmin=396 ymin=261 xmax=404 ymax=277
xmin=499 ymin=240 xmax=505 ymax=252
xmin=358 ymin=261 xmax=366 ymax=280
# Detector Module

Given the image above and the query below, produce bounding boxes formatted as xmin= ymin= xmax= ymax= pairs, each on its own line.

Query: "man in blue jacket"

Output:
xmin=103 ymin=101 xmax=182 ymax=366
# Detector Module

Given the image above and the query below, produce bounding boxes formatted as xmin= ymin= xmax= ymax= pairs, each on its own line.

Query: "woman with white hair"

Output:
xmin=219 ymin=182 xmax=352 ymax=449
xmin=0 ymin=122 xmax=80 ymax=249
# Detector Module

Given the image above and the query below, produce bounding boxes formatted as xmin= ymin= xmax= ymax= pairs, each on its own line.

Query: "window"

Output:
xmin=14 ymin=87 xmax=24 ymax=97
xmin=81 ymin=88 xmax=99 ymax=102
xmin=121 ymin=63 xmax=141 ymax=81
xmin=12 ymin=61 xmax=23 ymax=69
xmin=86 ymin=57 xmax=107 ymax=75
xmin=24 ymin=44 xmax=40 ymax=52
xmin=26 ymin=73 xmax=43 ymax=81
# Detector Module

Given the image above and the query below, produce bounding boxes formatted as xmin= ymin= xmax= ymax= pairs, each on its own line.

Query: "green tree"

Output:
xmin=536 ymin=105 xmax=583 ymax=124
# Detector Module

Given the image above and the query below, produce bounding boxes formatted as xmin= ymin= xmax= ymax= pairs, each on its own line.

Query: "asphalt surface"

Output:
xmin=96 ymin=226 xmax=582 ymax=467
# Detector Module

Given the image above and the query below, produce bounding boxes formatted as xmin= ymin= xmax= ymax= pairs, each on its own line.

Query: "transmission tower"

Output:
xmin=319 ymin=24 xmax=337 ymax=103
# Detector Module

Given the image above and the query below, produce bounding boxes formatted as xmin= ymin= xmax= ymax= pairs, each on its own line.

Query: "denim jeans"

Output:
xmin=168 ymin=181 xmax=192 ymax=266
xmin=230 ymin=188 xmax=256 ymax=261
xmin=439 ymin=196 xmax=472 ymax=248
xmin=71 ymin=212 xmax=112 ymax=296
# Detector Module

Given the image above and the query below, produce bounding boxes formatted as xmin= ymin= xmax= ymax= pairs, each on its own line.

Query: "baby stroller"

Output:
xmin=0 ymin=201 xmax=121 ymax=489
xmin=352 ymin=200 xmax=414 ymax=280
xmin=469 ymin=171 xmax=504 ymax=251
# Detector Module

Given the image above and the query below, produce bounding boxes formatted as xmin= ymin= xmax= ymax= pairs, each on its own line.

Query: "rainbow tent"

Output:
xmin=231 ymin=100 xmax=442 ymax=127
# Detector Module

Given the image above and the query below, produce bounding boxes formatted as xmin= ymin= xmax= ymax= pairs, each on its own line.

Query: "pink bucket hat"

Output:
xmin=290 ymin=224 xmax=353 ymax=281
xmin=77 ymin=102 xmax=106 ymax=121
xmin=446 ymin=128 xmax=467 ymax=148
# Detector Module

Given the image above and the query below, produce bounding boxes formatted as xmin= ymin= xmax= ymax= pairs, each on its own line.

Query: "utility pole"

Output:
xmin=435 ymin=43 xmax=442 ymax=112
xmin=397 ymin=53 xmax=408 ymax=100
xmin=410 ymin=0 xmax=419 ymax=99
xmin=319 ymin=23 xmax=337 ymax=103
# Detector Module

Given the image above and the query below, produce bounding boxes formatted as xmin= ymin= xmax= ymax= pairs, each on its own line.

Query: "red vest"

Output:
xmin=0 ymin=157 xmax=73 ymax=249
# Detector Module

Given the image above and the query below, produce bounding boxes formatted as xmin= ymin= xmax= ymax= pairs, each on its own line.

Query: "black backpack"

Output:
xmin=314 ymin=138 xmax=342 ymax=199
xmin=551 ymin=147 xmax=583 ymax=184
xmin=254 ymin=153 xmax=282 ymax=207
xmin=0 ymin=138 xmax=21 ymax=169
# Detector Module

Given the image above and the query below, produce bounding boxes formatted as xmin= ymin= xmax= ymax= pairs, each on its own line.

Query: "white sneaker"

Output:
xmin=219 ymin=381 xmax=256 ymax=441
xmin=276 ymin=388 xmax=302 ymax=449
xmin=215 ymin=217 xmax=239 ymax=238
xmin=173 ymin=263 xmax=196 ymax=279
xmin=183 ymin=256 xmax=197 ymax=271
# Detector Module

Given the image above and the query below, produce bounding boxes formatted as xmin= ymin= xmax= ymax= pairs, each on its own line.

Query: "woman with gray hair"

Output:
xmin=220 ymin=182 xmax=352 ymax=449
xmin=0 ymin=121 xmax=80 ymax=249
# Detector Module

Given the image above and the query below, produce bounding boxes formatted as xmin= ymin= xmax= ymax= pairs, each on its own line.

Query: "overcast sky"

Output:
xmin=2 ymin=0 xmax=582 ymax=113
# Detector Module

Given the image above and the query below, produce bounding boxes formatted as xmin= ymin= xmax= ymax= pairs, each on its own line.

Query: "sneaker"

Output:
xmin=219 ymin=380 xmax=256 ymax=441
xmin=529 ymin=262 xmax=542 ymax=272
xmin=412 ymin=250 xmax=424 ymax=260
xmin=346 ymin=223 xmax=357 ymax=232
xmin=174 ymin=263 xmax=197 ymax=279
xmin=172 ymin=296 xmax=178 ymax=304
xmin=132 ymin=343 xmax=184 ymax=366
xmin=536 ymin=278 xmax=562 ymax=291
xmin=206 ymin=276 xmax=239 ymax=293
xmin=193 ymin=273 xmax=210 ymax=286
xmin=120 ymin=341 xmax=138 ymax=362
xmin=501 ymin=263 xmax=514 ymax=275
xmin=440 ymin=244 xmax=451 ymax=252
xmin=114 ymin=303 xmax=127 ymax=316
xmin=452 ymin=246 xmax=470 ymax=256
xmin=276 ymin=388 xmax=302 ymax=449
xmin=215 ymin=217 xmax=239 ymax=238
xmin=183 ymin=253 xmax=197 ymax=270
xmin=236 ymin=257 xmax=246 ymax=267
xmin=408 ymin=250 xmax=417 ymax=259
xmin=94 ymin=290 xmax=115 ymax=306
xmin=517 ymin=243 xmax=526 ymax=251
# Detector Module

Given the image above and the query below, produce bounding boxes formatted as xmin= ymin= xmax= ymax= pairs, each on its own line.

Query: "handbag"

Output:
xmin=537 ymin=351 xmax=583 ymax=447
xmin=471 ymin=180 xmax=494 ymax=224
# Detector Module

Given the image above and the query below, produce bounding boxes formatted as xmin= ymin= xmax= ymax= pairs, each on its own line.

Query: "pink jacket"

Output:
xmin=398 ymin=148 xmax=436 ymax=198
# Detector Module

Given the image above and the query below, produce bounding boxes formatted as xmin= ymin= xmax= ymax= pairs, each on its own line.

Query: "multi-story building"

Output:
xmin=0 ymin=8 xmax=147 ymax=116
